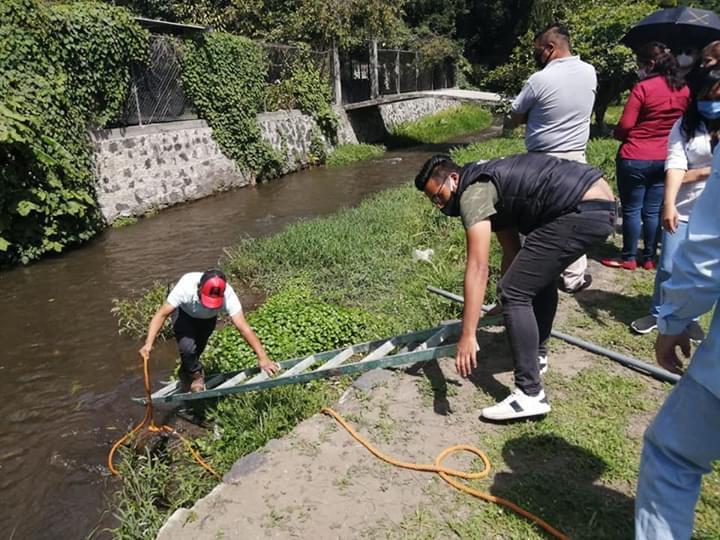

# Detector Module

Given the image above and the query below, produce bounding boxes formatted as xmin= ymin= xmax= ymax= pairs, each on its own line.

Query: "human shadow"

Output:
xmin=404 ymin=359 xmax=462 ymax=415
xmin=490 ymin=434 xmax=635 ymax=539
xmin=573 ymin=287 xmax=653 ymax=327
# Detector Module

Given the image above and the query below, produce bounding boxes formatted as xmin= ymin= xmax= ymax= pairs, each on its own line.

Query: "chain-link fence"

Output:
xmin=261 ymin=43 xmax=332 ymax=111
xmin=114 ymin=35 xmax=195 ymax=127
xmin=377 ymin=48 xmax=455 ymax=96
xmin=339 ymin=47 xmax=372 ymax=104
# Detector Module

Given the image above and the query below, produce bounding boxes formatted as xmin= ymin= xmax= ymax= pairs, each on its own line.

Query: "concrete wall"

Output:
xmin=92 ymin=97 xmax=459 ymax=223
xmin=92 ymin=120 xmax=252 ymax=223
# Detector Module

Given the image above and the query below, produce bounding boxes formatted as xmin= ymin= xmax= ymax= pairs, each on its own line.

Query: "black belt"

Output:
xmin=575 ymin=200 xmax=616 ymax=213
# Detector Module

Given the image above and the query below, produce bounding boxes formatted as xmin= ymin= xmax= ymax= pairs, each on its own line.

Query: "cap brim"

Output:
xmin=200 ymin=295 xmax=223 ymax=309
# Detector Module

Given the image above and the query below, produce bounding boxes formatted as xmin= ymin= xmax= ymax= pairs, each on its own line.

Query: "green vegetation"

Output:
xmin=388 ymin=104 xmax=493 ymax=146
xmin=0 ymin=0 xmax=147 ymax=266
xmin=326 ymin=143 xmax=386 ymax=167
xmin=181 ymin=33 xmax=283 ymax=179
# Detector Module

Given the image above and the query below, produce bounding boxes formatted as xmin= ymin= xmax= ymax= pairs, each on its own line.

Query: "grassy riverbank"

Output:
xmin=111 ymin=132 xmax=720 ymax=538
xmin=326 ymin=143 xmax=386 ymax=167
xmin=388 ymin=103 xmax=493 ymax=146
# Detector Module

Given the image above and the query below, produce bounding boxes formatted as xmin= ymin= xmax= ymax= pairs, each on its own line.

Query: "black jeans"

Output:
xmin=172 ymin=308 xmax=217 ymax=374
xmin=498 ymin=204 xmax=615 ymax=395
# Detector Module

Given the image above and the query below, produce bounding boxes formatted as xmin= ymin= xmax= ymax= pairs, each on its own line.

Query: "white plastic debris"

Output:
xmin=412 ymin=248 xmax=434 ymax=262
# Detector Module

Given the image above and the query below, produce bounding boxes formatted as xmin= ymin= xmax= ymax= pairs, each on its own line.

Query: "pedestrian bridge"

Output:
xmin=342 ymin=89 xmax=503 ymax=111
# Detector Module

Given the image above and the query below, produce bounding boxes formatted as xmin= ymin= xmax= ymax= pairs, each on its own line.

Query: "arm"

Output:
xmin=230 ymin=311 xmax=279 ymax=375
xmin=682 ymin=167 xmax=711 ymax=183
xmin=456 ymin=220 xmax=493 ymax=377
xmin=139 ymin=302 xmax=176 ymax=359
xmin=613 ymin=85 xmax=643 ymax=141
xmin=510 ymin=81 xmax=535 ymax=127
xmin=661 ymin=168 xmax=685 ymax=233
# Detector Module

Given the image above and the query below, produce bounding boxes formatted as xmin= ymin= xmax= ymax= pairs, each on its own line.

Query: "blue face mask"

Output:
xmin=697 ymin=100 xmax=720 ymax=119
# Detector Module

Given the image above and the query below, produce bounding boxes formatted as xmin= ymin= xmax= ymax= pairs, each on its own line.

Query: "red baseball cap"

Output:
xmin=198 ymin=269 xmax=226 ymax=309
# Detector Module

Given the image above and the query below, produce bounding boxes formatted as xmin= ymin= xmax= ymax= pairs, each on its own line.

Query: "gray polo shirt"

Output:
xmin=511 ymin=56 xmax=597 ymax=153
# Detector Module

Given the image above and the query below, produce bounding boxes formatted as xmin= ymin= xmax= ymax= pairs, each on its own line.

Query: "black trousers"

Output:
xmin=172 ymin=308 xmax=217 ymax=374
xmin=498 ymin=204 xmax=615 ymax=395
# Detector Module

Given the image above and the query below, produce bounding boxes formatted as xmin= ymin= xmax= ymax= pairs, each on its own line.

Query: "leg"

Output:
xmin=635 ymin=376 xmax=720 ymax=540
xmin=640 ymin=161 xmax=666 ymax=262
xmin=616 ymin=158 xmax=646 ymax=262
xmin=172 ymin=309 xmax=216 ymax=374
xmin=560 ymin=254 xmax=588 ymax=292
xmin=650 ymin=222 xmax=688 ymax=317
xmin=499 ymin=210 xmax=614 ymax=395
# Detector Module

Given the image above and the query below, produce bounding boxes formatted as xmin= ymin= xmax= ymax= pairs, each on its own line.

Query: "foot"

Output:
xmin=600 ymin=258 xmax=637 ymax=270
xmin=686 ymin=321 xmax=705 ymax=342
xmin=558 ymin=273 xmax=592 ymax=294
xmin=481 ymin=387 xmax=551 ymax=421
xmin=642 ymin=259 xmax=656 ymax=271
xmin=538 ymin=355 xmax=548 ymax=375
xmin=630 ymin=314 xmax=657 ymax=335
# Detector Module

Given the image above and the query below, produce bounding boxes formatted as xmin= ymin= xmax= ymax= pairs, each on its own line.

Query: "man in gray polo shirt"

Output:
xmin=511 ymin=23 xmax=598 ymax=293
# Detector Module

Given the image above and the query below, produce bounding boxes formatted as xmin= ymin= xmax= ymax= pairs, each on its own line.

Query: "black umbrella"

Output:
xmin=621 ymin=7 xmax=720 ymax=51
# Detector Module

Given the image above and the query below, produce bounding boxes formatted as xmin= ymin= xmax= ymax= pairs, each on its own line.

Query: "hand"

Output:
xmin=455 ymin=333 xmax=479 ymax=377
xmin=259 ymin=358 xmax=280 ymax=376
xmin=655 ymin=333 xmax=691 ymax=374
xmin=662 ymin=204 xmax=679 ymax=234
xmin=139 ymin=343 xmax=152 ymax=360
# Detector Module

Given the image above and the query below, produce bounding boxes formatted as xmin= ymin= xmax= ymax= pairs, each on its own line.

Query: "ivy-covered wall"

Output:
xmin=0 ymin=0 xmax=148 ymax=266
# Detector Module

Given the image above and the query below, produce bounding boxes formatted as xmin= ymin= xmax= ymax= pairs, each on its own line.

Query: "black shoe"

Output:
xmin=558 ymin=273 xmax=592 ymax=294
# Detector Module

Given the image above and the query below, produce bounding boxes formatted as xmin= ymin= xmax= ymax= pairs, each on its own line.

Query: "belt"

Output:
xmin=575 ymin=200 xmax=616 ymax=213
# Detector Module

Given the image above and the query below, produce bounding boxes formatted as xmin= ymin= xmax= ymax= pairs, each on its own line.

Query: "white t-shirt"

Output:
xmin=665 ymin=118 xmax=711 ymax=222
xmin=511 ymin=56 xmax=597 ymax=152
xmin=166 ymin=272 xmax=243 ymax=319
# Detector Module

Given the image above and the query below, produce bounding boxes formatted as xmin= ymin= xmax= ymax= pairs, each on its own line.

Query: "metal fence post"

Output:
xmin=332 ymin=40 xmax=342 ymax=105
xmin=370 ymin=39 xmax=379 ymax=99
xmin=415 ymin=51 xmax=419 ymax=91
xmin=395 ymin=49 xmax=400 ymax=94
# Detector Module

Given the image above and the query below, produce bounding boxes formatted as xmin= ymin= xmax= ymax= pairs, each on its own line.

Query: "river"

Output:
xmin=0 ymin=128 xmax=497 ymax=539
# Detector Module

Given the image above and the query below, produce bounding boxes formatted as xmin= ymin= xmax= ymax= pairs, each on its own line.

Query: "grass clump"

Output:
xmin=388 ymin=103 xmax=492 ymax=146
xmin=111 ymin=281 xmax=171 ymax=340
xmin=326 ymin=143 xmax=385 ymax=168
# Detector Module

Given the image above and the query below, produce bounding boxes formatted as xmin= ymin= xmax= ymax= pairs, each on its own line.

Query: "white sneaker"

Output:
xmin=481 ymin=387 xmax=551 ymax=421
xmin=538 ymin=355 xmax=548 ymax=375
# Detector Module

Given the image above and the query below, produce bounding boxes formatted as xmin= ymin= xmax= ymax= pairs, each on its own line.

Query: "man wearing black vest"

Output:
xmin=415 ymin=153 xmax=615 ymax=420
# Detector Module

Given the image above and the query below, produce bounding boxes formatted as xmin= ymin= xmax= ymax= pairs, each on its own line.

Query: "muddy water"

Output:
xmin=0 ymin=128 xmax=497 ymax=539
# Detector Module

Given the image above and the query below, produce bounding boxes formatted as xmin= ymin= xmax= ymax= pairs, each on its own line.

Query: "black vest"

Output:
xmin=457 ymin=153 xmax=604 ymax=234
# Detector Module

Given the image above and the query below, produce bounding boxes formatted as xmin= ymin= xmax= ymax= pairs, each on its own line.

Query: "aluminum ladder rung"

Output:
xmin=215 ymin=371 xmax=249 ymax=390
xmin=316 ymin=347 xmax=354 ymax=371
xmin=358 ymin=339 xmax=396 ymax=363
xmin=278 ymin=354 xmax=317 ymax=378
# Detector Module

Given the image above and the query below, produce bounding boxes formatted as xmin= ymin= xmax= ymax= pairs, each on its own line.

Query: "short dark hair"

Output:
xmin=414 ymin=154 xmax=460 ymax=191
xmin=534 ymin=23 xmax=570 ymax=46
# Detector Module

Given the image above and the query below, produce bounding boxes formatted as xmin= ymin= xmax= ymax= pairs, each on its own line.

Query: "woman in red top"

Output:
xmin=602 ymin=42 xmax=690 ymax=270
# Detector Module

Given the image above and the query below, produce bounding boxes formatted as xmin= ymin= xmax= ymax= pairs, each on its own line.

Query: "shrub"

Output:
xmin=0 ymin=0 xmax=147 ymax=266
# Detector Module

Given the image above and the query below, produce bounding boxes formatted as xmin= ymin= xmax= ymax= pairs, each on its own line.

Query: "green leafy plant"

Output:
xmin=181 ymin=32 xmax=283 ymax=180
xmin=326 ymin=143 xmax=386 ymax=167
xmin=0 ymin=0 xmax=148 ymax=266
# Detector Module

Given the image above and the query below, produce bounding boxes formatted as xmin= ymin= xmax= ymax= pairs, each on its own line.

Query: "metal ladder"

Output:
xmin=135 ymin=316 xmax=498 ymax=405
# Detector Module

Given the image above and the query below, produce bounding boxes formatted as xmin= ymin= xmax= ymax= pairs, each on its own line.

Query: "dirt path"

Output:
xmin=156 ymin=260 xmax=673 ymax=540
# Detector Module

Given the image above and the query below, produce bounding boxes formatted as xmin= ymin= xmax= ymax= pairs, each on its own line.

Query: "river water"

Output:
xmin=0 ymin=129 xmax=497 ymax=539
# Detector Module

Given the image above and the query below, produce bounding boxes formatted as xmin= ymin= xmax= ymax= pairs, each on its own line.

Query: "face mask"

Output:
xmin=697 ymin=100 xmax=720 ymax=119
xmin=439 ymin=191 xmax=461 ymax=217
xmin=533 ymin=47 xmax=550 ymax=69
xmin=676 ymin=53 xmax=695 ymax=68
xmin=635 ymin=68 xmax=649 ymax=80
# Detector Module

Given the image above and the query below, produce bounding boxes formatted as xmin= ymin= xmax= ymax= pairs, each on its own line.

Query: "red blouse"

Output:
xmin=614 ymin=75 xmax=690 ymax=161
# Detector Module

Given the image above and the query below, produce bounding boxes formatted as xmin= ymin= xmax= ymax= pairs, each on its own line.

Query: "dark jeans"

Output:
xmin=498 ymin=205 xmax=615 ymax=395
xmin=172 ymin=308 xmax=217 ymax=374
xmin=616 ymin=158 xmax=665 ymax=262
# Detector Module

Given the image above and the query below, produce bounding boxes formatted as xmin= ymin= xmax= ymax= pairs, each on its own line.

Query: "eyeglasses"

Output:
xmin=428 ymin=177 xmax=449 ymax=207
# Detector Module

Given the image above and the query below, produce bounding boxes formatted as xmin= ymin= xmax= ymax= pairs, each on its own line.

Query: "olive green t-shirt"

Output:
xmin=459 ymin=182 xmax=498 ymax=230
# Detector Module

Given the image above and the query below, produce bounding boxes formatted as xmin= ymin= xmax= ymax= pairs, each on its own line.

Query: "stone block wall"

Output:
xmin=378 ymin=97 xmax=461 ymax=131
xmin=92 ymin=120 xmax=251 ymax=223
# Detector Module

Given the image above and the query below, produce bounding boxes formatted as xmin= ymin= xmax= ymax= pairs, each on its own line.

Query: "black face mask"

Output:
xmin=440 ymin=191 xmax=461 ymax=217
xmin=534 ymin=47 xmax=549 ymax=69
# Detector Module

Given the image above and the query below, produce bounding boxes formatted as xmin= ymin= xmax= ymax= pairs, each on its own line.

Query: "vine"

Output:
xmin=0 ymin=0 xmax=147 ymax=266
xmin=181 ymin=32 xmax=283 ymax=180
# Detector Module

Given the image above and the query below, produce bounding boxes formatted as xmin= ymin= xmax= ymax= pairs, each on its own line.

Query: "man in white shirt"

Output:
xmin=140 ymin=269 xmax=278 ymax=392
xmin=511 ymin=23 xmax=598 ymax=293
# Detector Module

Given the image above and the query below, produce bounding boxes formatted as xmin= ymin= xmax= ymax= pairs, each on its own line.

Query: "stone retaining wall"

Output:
xmin=92 ymin=98 xmax=457 ymax=223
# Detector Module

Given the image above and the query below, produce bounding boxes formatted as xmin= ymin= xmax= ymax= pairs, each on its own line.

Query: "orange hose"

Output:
xmin=107 ymin=353 xmax=221 ymax=480
xmin=322 ymin=407 xmax=568 ymax=540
